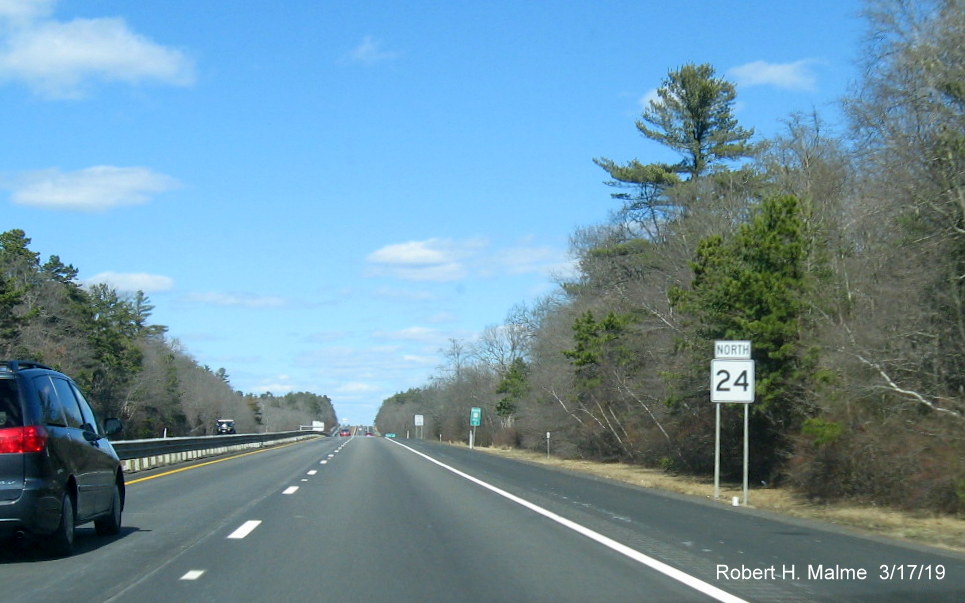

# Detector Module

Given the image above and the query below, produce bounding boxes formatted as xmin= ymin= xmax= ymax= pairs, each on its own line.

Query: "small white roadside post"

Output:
xmin=546 ymin=431 xmax=551 ymax=459
xmin=711 ymin=341 xmax=755 ymax=505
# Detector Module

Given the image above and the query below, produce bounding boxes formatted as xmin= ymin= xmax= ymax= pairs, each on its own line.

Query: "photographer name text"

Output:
xmin=716 ymin=563 xmax=946 ymax=582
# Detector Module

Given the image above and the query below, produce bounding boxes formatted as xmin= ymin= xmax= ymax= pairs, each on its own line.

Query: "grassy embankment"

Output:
xmin=474 ymin=445 xmax=965 ymax=554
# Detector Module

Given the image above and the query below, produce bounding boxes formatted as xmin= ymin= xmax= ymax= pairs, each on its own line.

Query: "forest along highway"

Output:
xmin=1 ymin=436 xmax=962 ymax=602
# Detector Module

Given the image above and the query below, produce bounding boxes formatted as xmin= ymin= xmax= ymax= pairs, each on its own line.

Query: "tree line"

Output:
xmin=376 ymin=0 xmax=965 ymax=513
xmin=0 ymin=229 xmax=337 ymax=438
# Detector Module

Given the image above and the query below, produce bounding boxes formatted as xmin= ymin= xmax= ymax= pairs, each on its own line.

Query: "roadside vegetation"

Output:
xmin=376 ymin=0 xmax=965 ymax=516
xmin=476 ymin=445 xmax=965 ymax=553
xmin=0 ymin=229 xmax=337 ymax=437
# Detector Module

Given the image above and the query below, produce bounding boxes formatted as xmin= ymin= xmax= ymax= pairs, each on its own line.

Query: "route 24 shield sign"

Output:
xmin=710 ymin=359 xmax=755 ymax=403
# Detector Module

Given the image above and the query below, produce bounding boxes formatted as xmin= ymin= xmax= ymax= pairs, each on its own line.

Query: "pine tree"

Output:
xmin=671 ymin=195 xmax=812 ymax=477
xmin=637 ymin=63 xmax=755 ymax=179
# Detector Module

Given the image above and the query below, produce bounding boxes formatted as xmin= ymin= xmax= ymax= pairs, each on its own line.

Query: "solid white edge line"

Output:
xmin=227 ymin=520 xmax=262 ymax=539
xmin=387 ymin=439 xmax=748 ymax=603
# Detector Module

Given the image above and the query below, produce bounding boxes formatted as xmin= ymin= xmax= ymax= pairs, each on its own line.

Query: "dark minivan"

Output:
xmin=0 ymin=361 xmax=124 ymax=556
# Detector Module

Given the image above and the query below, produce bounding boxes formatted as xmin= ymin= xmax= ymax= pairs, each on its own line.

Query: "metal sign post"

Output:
xmin=714 ymin=403 xmax=721 ymax=500
xmin=711 ymin=341 xmax=755 ymax=505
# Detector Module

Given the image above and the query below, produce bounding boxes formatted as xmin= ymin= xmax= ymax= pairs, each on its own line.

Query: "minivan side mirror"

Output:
xmin=103 ymin=417 xmax=123 ymax=436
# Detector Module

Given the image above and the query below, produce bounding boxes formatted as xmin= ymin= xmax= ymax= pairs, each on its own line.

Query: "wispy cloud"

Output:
xmin=182 ymin=292 xmax=288 ymax=309
xmin=0 ymin=4 xmax=195 ymax=98
xmin=0 ymin=0 xmax=55 ymax=23
xmin=366 ymin=236 xmax=569 ymax=283
xmin=728 ymin=60 xmax=818 ymax=91
xmin=374 ymin=326 xmax=442 ymax=343
xmin=346 ymin=35 xmax=400 ymax=65
xmin=366 ymin=238 xmax=485 ymax=282
xmin=368 ymin=239 xmax=454 ymax=265
xmin=86 ymin=271 xmax=174 ymax=293
xmin=493 ymin=244 xmax=569 ymax=276
xmin=336 ymin=382 xmax=382 ymax=394
xmin=638 ymin=87 xmax=660 ymax=110
xmin=7 ymin=165 xmax=180 ymax=211
xmin=251 ymin=374 xmax=295 ymax=395
xmin=373 ymin=286 xmax=438 ymax=302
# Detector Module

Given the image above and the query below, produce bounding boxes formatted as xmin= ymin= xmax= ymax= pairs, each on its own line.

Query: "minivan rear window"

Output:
xmin=0 ymin=378 xmax=22 ymax=427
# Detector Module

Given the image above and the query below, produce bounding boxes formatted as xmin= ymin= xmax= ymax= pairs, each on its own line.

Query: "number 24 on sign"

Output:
xmin=711 ymin=359 xmax=755 ymax=403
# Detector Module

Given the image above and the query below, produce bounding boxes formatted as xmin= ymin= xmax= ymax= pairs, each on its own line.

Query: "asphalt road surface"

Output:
xmin=1 ymin=436 xmax=963 ymax=602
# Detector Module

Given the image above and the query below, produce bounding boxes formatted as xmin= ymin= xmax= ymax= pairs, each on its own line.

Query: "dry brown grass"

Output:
xmin=474 ymin=445 xmax=965 ymax=553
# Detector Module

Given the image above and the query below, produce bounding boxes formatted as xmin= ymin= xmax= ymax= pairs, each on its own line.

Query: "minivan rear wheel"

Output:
xmin=47 ymin=492 xmax=75 ymax=557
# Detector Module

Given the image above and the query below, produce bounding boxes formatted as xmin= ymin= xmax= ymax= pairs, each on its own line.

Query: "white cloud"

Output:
xmin=346 ymin=35 xmax=399 ymax=65
xmin=0 ymin=8 xmax=195 ymax=98
xmin=728 ymin=60 xmax=817 ymax=92
xmin=374 ymin=326 xmax=440 ymax=342
xmin=366 ymin=236 xmax=571 ymax=284
xmin=182 ymin=292 xmax=287 ymax=309
xmin=638 ymin=87 xmax=660 ymax=110
xmin=494 ymin=245 xmax=568 ymax=276
xmin=401 ymin=354 xmax=437 ymax=365
xmin=366 ymin=238 xmax=485 ymax=282
xmin=250 ymin=373 xmax=296 ymax=395
xmin=374 ymin=286 xmax=438 ymax=302
xmin=368 ymin=240 xmax=452 ymax=265
xmin=0 ymin=0 xmax=54 ymax=23
xmin=86 ymin=271 xmax=174 ymax=293
xmin=9 ymin=165 xmax=179 ymax=211
xmin=336 ymin=382 xmax=382 ymax=394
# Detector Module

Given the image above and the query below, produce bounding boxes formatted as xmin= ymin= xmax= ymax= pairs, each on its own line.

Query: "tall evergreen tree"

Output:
xmin=595 ymin=63 xmax=755 ymax=240
xmin=638 ymin=63 xmax=755 ymax=179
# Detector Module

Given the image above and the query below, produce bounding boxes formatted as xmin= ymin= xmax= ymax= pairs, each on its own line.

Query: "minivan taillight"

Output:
xmin=0 ymin=426 xmax=48 ymax=454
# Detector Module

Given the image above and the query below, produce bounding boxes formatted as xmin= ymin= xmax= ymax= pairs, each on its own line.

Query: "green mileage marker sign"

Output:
xmin=469 ymin=407 xmax=482 ymax=450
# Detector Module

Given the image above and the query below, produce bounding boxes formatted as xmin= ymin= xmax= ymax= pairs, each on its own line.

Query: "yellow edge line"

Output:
xmin=125 ymin=440 xmax=304 ymax=485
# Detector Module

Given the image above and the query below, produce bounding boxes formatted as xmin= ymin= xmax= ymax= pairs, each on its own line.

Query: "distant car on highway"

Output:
xmin=216 ymin=419 xmax=236 ymax=434
xmin=0 ymin=361 xmax=124 ymax=556
xmin=338 ymin=428 xmax=351 ymax=436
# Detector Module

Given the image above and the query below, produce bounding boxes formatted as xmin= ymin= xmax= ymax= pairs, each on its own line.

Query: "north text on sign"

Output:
xmin=715 ymin=340 xmax=751 ymax=359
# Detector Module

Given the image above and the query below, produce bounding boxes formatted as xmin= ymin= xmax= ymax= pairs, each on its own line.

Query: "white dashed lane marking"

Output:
xmin=175 ymin=448 xmax=342 ymax=588
xmin=227 ymin=520 xmax=261 ymax=539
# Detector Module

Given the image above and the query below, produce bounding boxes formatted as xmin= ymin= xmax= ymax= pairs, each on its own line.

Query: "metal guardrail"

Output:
xmin=112 ymin=431 xmax=326 ymax=473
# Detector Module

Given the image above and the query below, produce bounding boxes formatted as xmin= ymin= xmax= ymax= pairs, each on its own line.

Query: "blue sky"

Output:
xmin=1 ymin=0 xmax=864 ymax=425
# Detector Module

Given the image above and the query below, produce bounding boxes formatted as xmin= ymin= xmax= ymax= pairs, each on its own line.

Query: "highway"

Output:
xmin=1 ymin=436 xmax=963 ymax=602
